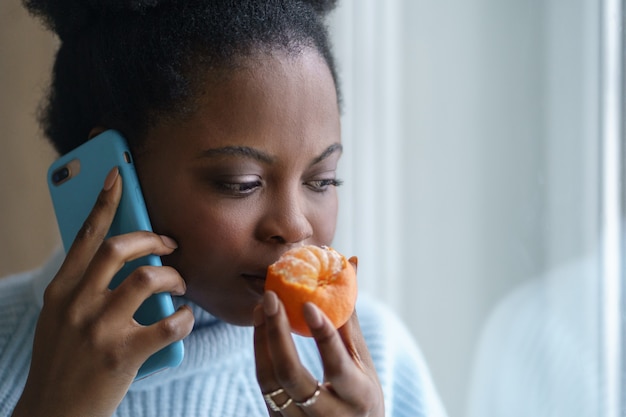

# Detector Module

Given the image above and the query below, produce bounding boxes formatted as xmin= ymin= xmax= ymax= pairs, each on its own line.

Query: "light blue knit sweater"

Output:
xmin=0 ymin=250 xmax=447 ymax=417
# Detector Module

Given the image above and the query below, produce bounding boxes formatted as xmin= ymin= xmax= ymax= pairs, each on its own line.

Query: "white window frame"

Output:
xmin=600 ymin=0 xmax=624 ymax=415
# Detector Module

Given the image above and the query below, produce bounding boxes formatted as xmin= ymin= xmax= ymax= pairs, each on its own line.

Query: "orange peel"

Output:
xmin=265 ymin=245 xmax=357 ymax=337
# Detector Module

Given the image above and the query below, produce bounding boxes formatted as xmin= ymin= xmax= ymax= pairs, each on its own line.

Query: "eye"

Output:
xmin=305 ymin=178 xmax=344 ymax=192
xmin=215 ymin=180 xmax=262 ymax=196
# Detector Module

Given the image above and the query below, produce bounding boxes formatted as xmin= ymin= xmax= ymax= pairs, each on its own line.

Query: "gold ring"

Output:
xmin=263 ymin=387 xmax=284 ymax=399
xmin=295 ymin=381 xmax=322 ymax=408
xmin=263 ymin=388 xmax=293 ymax=411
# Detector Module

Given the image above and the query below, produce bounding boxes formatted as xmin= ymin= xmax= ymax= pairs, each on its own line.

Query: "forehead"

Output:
xmin=145 ymin=47 xmax=341 ymax=158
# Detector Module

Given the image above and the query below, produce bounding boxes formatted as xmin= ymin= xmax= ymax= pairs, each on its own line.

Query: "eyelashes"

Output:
xmin=214 ymin=180 xmax=263 ymax=195
xmin=214 ymin=178 xmax=343 ymax=196
xmin=305 ymin=178 xmax=344 ymax=192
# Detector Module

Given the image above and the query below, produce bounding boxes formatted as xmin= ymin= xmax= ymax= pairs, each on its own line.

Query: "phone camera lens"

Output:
xmin=52 ymin=167 xmax=70 ymax=185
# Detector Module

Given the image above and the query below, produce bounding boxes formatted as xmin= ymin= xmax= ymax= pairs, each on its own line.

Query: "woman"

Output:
xmin=2 ymin=1 xmax=447 ymax=416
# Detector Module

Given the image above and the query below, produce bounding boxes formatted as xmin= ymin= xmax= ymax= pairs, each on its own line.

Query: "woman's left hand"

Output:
xmin=253 ymin=290 xmax=385 ymax=416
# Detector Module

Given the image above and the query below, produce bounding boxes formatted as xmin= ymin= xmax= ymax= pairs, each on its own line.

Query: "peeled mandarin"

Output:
xmin=265 ymin=245 xmax=357 ymax=337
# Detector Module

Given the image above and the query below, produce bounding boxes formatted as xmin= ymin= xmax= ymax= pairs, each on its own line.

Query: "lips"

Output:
xmin=241 ymin=273 xmax=266 ymax=281
xmin=241 ymin=260 xmax=276 ymax=281
xmin=240 ymin=256 xmax=282 ymax=291
xmin=241 ymin=271 xmax=268 ymax=295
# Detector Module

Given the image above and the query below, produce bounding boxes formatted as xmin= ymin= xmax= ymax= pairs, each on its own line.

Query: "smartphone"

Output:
xmin=47 ymin=129 xmax=184 ymax=379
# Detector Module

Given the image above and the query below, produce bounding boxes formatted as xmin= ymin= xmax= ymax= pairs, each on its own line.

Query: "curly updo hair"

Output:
xmin=23 ymin=0 xmax=340 ymax=155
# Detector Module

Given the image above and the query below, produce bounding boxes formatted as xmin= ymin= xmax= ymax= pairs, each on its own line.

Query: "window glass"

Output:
xmin=330 ymin=1 xmax=608 ymax=416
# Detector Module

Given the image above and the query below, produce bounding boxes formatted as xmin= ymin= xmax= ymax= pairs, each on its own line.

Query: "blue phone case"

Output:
xmin=47 ymin=130 xmax=184 ymax=379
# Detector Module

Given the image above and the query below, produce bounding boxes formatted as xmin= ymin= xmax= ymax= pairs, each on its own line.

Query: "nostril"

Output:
xmin=256 ymin=203 xmax=314 ymax=245
xmin=269 ymin=235 xmax=287 ymax=244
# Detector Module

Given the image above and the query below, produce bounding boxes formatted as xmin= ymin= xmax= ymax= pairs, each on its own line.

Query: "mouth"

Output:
xmin=241 ymin=272 xmax=267 ymax=295
xmin=241 ymin=273 xmax=266 ymax=281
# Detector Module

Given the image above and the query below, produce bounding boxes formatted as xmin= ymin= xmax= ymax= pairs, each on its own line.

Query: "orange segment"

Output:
xmin=265 ymin=245 xmax=357 ymax=337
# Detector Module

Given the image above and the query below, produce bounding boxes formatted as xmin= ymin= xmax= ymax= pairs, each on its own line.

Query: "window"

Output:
xmin=330 ymin=1 xmax=620 ymax=415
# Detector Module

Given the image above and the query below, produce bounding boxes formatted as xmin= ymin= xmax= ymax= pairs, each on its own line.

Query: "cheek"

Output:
xmin=310 ymin=192 xmax=339 ymax=244
xmin=157 ymin=196 xmax=254 ymax=256
xmin=178 ymin=206 xmax=251 ymax=253
xmin=139 ymin=170 xmax=250 ymax=263
xmin=156 ymin=201 xmax=256 ymax=293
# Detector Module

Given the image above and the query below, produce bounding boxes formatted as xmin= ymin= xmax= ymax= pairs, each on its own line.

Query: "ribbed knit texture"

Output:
xmin=0 ymin=250 xmax=447 ymax=417
xmin=0 ymin=271 xmax=38 ymax=417
xmin=466 ymin=257 xmax=601 ymax=417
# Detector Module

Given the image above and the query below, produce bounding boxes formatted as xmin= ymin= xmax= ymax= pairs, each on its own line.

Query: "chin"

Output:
xmin=187 ymin=290 xmax=259 ymax=327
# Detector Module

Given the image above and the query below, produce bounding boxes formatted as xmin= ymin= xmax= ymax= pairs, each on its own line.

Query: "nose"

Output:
xmin=256 ymin=191 xmax=313 ymax=245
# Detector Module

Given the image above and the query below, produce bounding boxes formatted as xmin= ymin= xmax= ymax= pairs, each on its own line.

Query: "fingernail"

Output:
xmin=173 ymin=280 xmax=187 ymax=296
xmin=103 ymin=167 xmax=119 ymax=191
xmin=178 ymin=304 xmax=192 ymax=313
xmin=160 ymin=235 xmax=178 ymax=249
xmin=303 ymin=302 xmax=323 ymax=329
xmin=253 ymin=304 xmax=265 ymax=326
xmin=177 ymin=304 xmax=195 ymax=325
xmin=263 ymin=291 xmax=279 ymax=316
xmin=348 ymin=256 xmax=358 ymax=271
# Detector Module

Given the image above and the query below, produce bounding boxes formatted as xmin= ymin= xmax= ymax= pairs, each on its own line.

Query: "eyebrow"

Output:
xmin=198 ymin=143 xmax=343 ymax=165
xmin=310 ymin=143 xmax=343 ymax=166
xmin=199 ymin=146 xmax=275 ymax=163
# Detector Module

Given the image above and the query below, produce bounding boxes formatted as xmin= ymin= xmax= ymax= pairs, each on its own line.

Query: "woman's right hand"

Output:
xmin=12 ymin=167 xmax=195 ymax=417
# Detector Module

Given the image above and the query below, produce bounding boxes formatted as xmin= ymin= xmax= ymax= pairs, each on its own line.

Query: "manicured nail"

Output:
xmin=103 ymin=167 xmax=119 ymax=191
xmin=263 ymin=291 xmax=279 ymax=316
xmin=178 ymin=304 xmax=192 ymax=313
xmin=348 ymin=256 xmax=358 ymax=270
xmin=173 ymin=280 xmax=187 ymax=296
xmin=303 ymin=302 xmax=323 ymax=329
xmin=253 ymin=304 xmax=265 ymax=326
xmin=160 ymin=235 xmax=178 ymax=249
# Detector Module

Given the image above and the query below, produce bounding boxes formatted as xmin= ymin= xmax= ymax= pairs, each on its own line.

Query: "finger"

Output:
xmin=253 ymin=304 xmax=289 ymax=417
xmin=61 ymin=167 xmax=122 ymax=279
xmin=303 ymin=302 xmax=370 ymax=404
xmin=348 ymin=256 xmax=358 ymax=273
xmin=105 ymin=265 xmax=186 ymax=320
xmin=78 ymin=232 xmax=178 ymax=293
xmin=341 ymin=256 xmax=372 ymax=370
xmin=128 ymin=304 xmax=194 ymax=367
xmin=254 ymin=304 xmax=275 ymax=388
xmin=262 ymin=292 xmax=321 ymax=411
xmin=337 ymin=310 xmax=378 ymax=374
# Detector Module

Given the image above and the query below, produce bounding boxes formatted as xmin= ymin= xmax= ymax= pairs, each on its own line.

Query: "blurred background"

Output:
xmin=0 ymin=0 xmax=59 ymax=274
xmin=0 ymin=0 xmax=612 ymax=416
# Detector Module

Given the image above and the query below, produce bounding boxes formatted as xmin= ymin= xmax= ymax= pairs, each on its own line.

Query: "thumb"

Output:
xmin=348 ymin=256 xmax=358 ymax=274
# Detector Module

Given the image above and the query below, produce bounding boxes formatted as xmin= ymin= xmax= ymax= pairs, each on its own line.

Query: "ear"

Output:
xmin=88 ymin=127 xmax=107 ymax=139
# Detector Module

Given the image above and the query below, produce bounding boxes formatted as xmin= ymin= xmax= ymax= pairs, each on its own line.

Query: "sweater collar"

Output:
xmin=32 ymin=247 xmax=64 ymax=308
xmin=130 ymin=302 xmax=254 ymax=390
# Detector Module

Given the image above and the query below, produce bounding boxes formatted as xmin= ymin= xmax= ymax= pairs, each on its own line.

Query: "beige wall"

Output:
xmin=0 ymin=0 xmax=60 ymax=277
